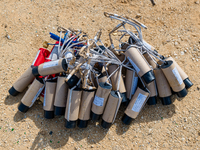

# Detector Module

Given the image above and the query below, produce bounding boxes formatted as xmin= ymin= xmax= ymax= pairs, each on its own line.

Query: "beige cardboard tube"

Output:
xmin=143 ymin=52 xmax=157 ymax=69
xmin=54 ymin=76 xmax=68 ymax=107
xmin=65 ymin=89 xmax=82 ymax=121
xmin=21 ymin=78 xmax=44 ymax=107
xmin=91 ymin=82 xmax=112 ymax=115
xmin=146 ymin=81 xmax=157 ymax=97
xmin=13 ymin=66 xmax=35 ymax=92
xmin=125 ymin=47 xmax=151 ymax=77
xmin=125 ymin=87 xmax=149 ymax=119
xmin=161 ymin=61 xmax=185 ymax=92
xmin=79 ymin=90 xmax=95 ymax=120
xmin=165 ymin=57 xmax=188 ymax=80
xmin=37 ymin=58 xmax=68 ymax=76
xmin=43 ymin=81 xmax=57 ymax=111
xmin=107 ymin=64 xmax=126 ymax=93
xmin=154 ymin=68 xmax=172 ymax=97
xmin=98 ymin=72 xmax=108 ymax=83
xmin=102 ymin=91 xmax=122 ymax=123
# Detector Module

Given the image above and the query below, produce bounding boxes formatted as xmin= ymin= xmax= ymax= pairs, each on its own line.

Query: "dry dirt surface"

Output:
xmin=0 ymin=0 xmax=200 ymax=149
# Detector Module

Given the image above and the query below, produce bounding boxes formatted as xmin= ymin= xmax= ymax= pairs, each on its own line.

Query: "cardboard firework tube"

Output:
xmin=125 ymin=69 xmax=138 ymax=100
xmin=9 ymin=67 xmax=35 ymax=96
xmin=143 ymin=52 xmax=157 ymax=69
xmin=65 ymin=88 xmax=82 ymax=128
xmin=9 ymin=48 xmax=50 ymax=96
xmin=43 ymin=80 xmax=57 ymax=119
xmin=98 ymin=72 xmax=108 ymax=84
xmin=154 ymin=68 xmax=172 ymax=105
xmin=107 ymin=64 xmax=127 ymax=103
xmin=77 ymin=89 xmax=95 ymax=128
xmin=101 ymin=91 xmax=122 ymax=129
xmin=32 ymin=58 xmax=68 ymax=77
xmin=91 ymin=82 xmax=112 ymax=121
xmin=65 ymin=72 xmax=80 ymax=89
xmin=18 ymin=78 xmax=44 ymax=113
xmin=122 ymin=87 xmax=149 ymax=125
xmin=146 ymin=81 xmax=157 ymax=105
xmin=54 ymin=76 xmax=68 ymax=116
xmin=125 ymin=46 xmax=155 ymax=84
xmin=161 ymin=61 xmax=187 ymax=98
xmin=165 ymin=57 xmax=193 ymax=89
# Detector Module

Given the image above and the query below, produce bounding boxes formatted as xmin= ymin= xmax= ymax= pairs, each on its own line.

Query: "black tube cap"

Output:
xmin=65 ymin=120 xmax=77 ymax=128
xmin=147 ymin=96 xmax=157 ymax=105
xmin=54 ymin=106 xmax=65 ymax=116
xmin=160 ymin=96 xmax=172 ymax=105
xmin=184 ymin=78 xmax=193 ymax=89
xmin=44 ymin=110 xmax=54 ymax=119
xmin=61 ymin=59 xmax=68 ymax=71
xmin=32 ymin=66 xmax=40 ymax=76
xmin=9 ymin=86 xmax=20 ymax=96
xmin=77 ymin=119 xmax=88 ymax=128
xmin=18 ymin=102 xmax=29 ymax=113
xmin=66 ymin=75 xmax=79 ymax=89
xmin=121 ymin=114 xmax=133 ymax=125
xmin=141 ymin=70 xmax=155 ymax=84
xmin=90 ymin=111 xmax=101 ymax=121
xmin=176 ymin=88 xmax=187 ymax=98
xmin=101 ymin=119 xmax=112 ymax=129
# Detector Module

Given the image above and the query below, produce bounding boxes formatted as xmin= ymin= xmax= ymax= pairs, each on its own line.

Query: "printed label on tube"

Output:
xmin=127 ymin=57 xmax=140 ymax=73
xmin=131 ymin=93 xmax=147 ymax=112
xmin=93 ymin=95 xmax=104 ymax=106
xmin=43 ymin=60 xmax=59 ymax=69
xmin=172 ymin=67 xmax=183 ymax=85
xmin=131 ymin=77 xmax=138 ymax=95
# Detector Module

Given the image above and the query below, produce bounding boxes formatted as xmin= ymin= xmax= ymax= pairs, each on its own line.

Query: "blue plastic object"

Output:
xmin=49 ymin=32 xmax=85 ymax=48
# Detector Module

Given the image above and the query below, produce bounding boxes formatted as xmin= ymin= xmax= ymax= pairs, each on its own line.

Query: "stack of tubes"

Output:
xmin=8 ymin=13 xmax=193 ymax=129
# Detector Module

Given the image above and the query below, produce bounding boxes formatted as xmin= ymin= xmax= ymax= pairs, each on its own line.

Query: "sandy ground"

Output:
xmin=0 ymin=0 xmax=200 ymax=149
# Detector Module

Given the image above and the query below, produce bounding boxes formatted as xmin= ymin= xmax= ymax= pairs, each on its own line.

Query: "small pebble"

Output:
xmin=6 ymin=34 xmax=11 ymax=39
xmin=174 ymin=42 xmax=178 ymax=46
xmin=49 ymin=131 xmax=53 ymax=135
xmin=136 ymin=14 xmax=141 ymax=18
xmin=180 ymin=51 xmax=184 ymax=55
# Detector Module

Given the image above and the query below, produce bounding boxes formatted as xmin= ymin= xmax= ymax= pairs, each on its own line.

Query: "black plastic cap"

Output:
xmin=32 ymin=66 xmax=40 ymax=76
xmin=121 ymin=114 xmax=133 ymax=125
xmin=160 ymin=96 xmax=172 ymax=105
xmin=77 ymin=119 xmax=88 ymax=128
xmin=90 ymin=111 xmax=101 ymax=121
xmin=65 ymin=120 xmax=77 ymax=128
xmin=66 ymin=75 xmax=79 ymax=89
xmin=61 ymin=59 xmax=68 ymax=71
xmin=176 ymin=88 xmax=187 ymax=98
xmin=18 ymin=102 xmax=29 ymax=113
xmin=101 ymin=119 xmax=112 ymax=129
xmin=44 ymin=110 xmax=54 ymax=119
xmin=9 ymin=86 xmax=20 ymax=96
xmin=184 ymin=78 xmax=193 ymax=89
xmin=147 ymin=96 xmax=157 ymax=105
xmin=141 ymin=70 xmax=155 ymax=84
xmin=54 ymin=106 xmax=65 ymax=116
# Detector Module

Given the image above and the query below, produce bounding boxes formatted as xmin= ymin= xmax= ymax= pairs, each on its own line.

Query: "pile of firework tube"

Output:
xmin=8 ymin=13 xmax=193 ymax=129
